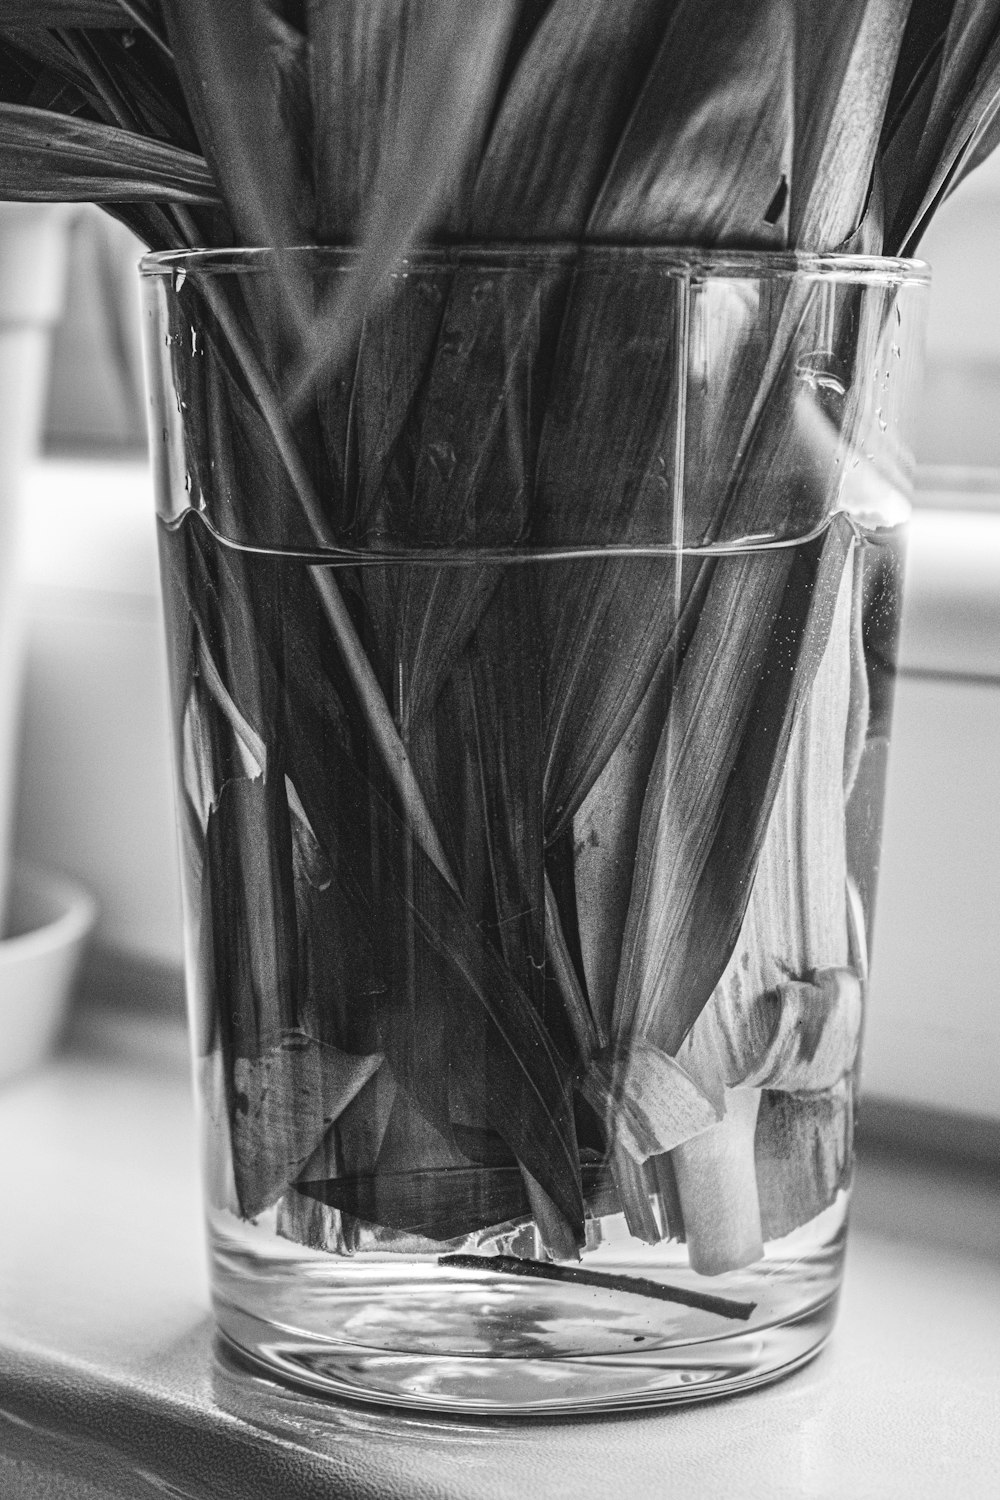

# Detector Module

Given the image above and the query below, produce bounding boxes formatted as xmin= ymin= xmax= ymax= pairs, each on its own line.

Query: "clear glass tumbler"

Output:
xmin=142 ymin=246 xmax=928 ymax=1413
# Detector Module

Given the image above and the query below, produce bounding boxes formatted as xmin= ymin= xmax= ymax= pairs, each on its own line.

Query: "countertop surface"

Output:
xmin=0 ymin=1006 xmax=997 ymax=1500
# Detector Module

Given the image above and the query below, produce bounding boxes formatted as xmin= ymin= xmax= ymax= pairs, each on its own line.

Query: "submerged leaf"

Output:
xmin=675 ymin=546 xmax=856 ymax=1094
xmin=741 ymin=969 xmax=863 ymax=1091
xmin=298 ymin=1159 xmax=608 ymax=1245
xmin=204 ymin=774 xmax=299 ymax=1065
xmin=298 ymin=1164 xmax=530 ymax=1243
xmin=232 ymin=1033 xmax=383 ymax=1218
xmin=275 ymin=557 xmax=584 ymax=1232
xmin=387 ymin=259 xmax=568 ymax=728
xmin=755 ymin=1077 xmax=854 ymax=1240
xmin=580 ymin=1040 xmax=721 ymax=1164
xmin=613 ymin=516 xmax=856 ymax=1059
xmin=532 ymin=261 xmax=687 ymax=836
xmin=572 ymin=653 xmax=674 ymax=1045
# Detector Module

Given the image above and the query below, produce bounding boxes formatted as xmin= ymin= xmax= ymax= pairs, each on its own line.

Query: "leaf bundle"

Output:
xmin=0 ymin=2 xmax=963 ymax=1277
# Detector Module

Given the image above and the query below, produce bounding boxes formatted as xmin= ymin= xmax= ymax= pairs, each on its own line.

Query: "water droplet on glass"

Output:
xmin=164 ymin=332 xmax=181 ymax=348
xmin=428 ymin=441 xmax=457 ymax=482
xmin=876 ymin=410 xmax=888 ymax=432
xmin=184 ymin=472 xmax=192 ymax=493
xmin=172 ymin=268 xmax=187 ymax=292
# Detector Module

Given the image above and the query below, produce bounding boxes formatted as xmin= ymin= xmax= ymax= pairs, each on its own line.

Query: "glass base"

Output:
xmin=210 ymin=1202 xmax=844 ymax=1415
xmin=217 ymin=1296 xmax=836 ymax=1415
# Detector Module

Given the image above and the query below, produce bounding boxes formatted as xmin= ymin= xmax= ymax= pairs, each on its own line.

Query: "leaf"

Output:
xmin=754 ymin=1077 xmax=854 ymax=1240
xmin=598 ymin=274 xmax=890 ymax=1078
xmin=298 ymin=1164 xmax=529 ymax=1243
xmin=0 ymin=99 xmax=218 ymax=200
xmin=544 ymin=872 xmax=602 ymax=1060
xmin=297 ymin=1160 xmax=610 ymax=1245
xmin=572 ymin=659 xmax=673 ymax=1042
xmin=410 ymin=572 xmax=548 ymax=1008
xmin=348 ymin=266 xmax=451 ymax=544
xmin=789 ymin=0 xmax=910 ymax=251
xmin=386 ymin=257 xmax=568 ymax=730
xmin=613 ymin=515 xmax=856 ymax=1059
xmin=162 ymin=513 xmax=583 ymax=1232
xmin=880 ymin=0 xmax=956 ymax=184
xmin=265 ymin=551 xmax=585 ymax=1232
xmin=0 ymin=3 xmax=128 ymax=20
xmin=470 ymin=0 xmax=672 ymax=237
xmin=532 ymin=262 xmax=687 ymax=838
xmin=580 ymin=1040 xmax=721 ymax=1164
xmin=743 ymin=969 xmax=863 ymax=1092
xmin=53 ymin=21 xmax=200 ymax=155
xmin=286 ymin=784 xmax=384 ymax=1059
xmin=204 ymin=775 xmax=299 ymax=1066
xmin=674 ymin=548 xmax=856 ymax=1093
xmin=589 ymin=0 xmax=795 ymax=247
xmin=154 ymin=261 xmax=458 ymax=890
xmin=883 ymin=0 xmax=1000 ymax=251
xmin=162 ymin=0 xmax=313 ymax=244
xmin=307 ymin=0 xmax=516 ymax=242
xmin=287 ymin=0 xmax=518 ymax=404
xmin=633 ymin=554 xmax=860 ymax=1267
xmin=0 ymin=26 xmax=99 ymax=113
xmin=231 ymin=1032 xmax=383 ymax=1218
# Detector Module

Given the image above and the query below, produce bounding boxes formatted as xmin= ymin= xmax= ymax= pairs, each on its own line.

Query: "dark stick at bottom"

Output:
xmin=438 ymin=1254 xmax=756 ymax=1321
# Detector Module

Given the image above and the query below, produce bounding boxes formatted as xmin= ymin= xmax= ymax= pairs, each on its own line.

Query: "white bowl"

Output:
xmin=0 ymin=863 xmax=96 ymax=1084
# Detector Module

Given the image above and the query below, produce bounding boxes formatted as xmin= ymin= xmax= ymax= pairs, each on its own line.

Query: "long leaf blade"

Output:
xmin=470 ymin=0 xmax=671 ymax=237
xmin=589 ymin=0 xmax=795 ymax=247
xmin=0 ymin=99 xmax=218 ymax=200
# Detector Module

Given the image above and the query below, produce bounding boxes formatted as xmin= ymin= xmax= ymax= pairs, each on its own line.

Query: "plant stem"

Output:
xmin=670 ymin=1087 xmax=764 ymax=1276
xmin=438 ymin=1254 xmax=756 ymax=1321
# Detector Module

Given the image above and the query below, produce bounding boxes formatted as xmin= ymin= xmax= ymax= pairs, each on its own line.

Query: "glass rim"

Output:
xmin=140 ymin=242 xmax=930 ymax=286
